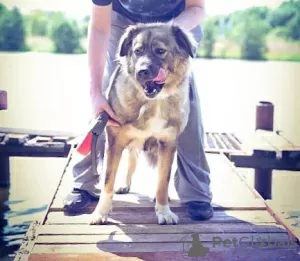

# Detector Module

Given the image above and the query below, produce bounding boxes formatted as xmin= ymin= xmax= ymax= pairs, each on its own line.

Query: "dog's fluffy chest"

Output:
xmin=126 ymin=102 xmax=176 ymax=150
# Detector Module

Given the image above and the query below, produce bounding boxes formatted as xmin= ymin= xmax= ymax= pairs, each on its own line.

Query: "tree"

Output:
xmin=240 ymin=18 xmax=269 ymax=60
xmin=202 ymin=19 xmax=217 ymax=58
xmin=0 ymin=7 xmax=26 ymax=51
xmin=27 ymin=10 xmax=49 ymax=36
xmin=51 ymin=20 xmax=82 ymax=53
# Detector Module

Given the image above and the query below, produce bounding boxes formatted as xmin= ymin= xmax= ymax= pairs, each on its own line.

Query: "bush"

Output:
xmin=0 ymin=6 xmax=26 ymax=51
xmin=50 ymin=20 xmax=82 ymax=53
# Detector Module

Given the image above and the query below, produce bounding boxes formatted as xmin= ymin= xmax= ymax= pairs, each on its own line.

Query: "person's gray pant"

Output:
xmin=72 ymin=12 xmax=212 ymax=204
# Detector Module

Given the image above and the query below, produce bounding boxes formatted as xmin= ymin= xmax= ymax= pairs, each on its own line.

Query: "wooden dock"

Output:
xmin=13 ymin=143 xmax=300 ymax=261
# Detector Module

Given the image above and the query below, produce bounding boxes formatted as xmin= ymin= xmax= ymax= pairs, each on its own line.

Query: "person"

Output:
xmin=63 ymin=0 xmax=213 ymax=221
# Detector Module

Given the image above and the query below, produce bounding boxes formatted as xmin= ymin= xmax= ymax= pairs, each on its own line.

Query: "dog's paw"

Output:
xmin=115 ymin=186 xmax=130 ymax=194
xmin=155 ymin=204 xmax=179 ymax=225
xmin=89 ymin=213 xmax=109 ymax=225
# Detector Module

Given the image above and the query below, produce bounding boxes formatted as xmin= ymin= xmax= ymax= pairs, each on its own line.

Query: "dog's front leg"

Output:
xmin=90 ymin=134 xmax=123 ymax=225
xmin=155 ymin=142 xmax=179 ymax=225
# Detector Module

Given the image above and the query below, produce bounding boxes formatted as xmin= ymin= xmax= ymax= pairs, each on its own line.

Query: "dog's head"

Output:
xmin=117 ymin=23 xmax=196 ymax=99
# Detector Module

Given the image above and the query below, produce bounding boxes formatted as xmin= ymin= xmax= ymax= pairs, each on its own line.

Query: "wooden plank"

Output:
xmin=0 ymin=127 xmax=78 ymax=139
xmin=0 ymin=90 xmax=7 ymax=110
xmin=14 ymin=220 xmax=39 ymax=261
xmin=0 ymin=142 xmax=71 ymax=157
xmin=219 ymin=133 xmax=235 ymax=150
xmin=0 ymin=133 xmax=7 ymax=143
xmin=257 ymin=130 xmax=295 ymax=152
xmin=5 ymin=133 xmax=29 ymax=145
xmin=212 ymin=133 xmax=226 ymax=149
xmin=28 ymin=247 xmax=300 ymax=261
xmin=30 ymin=243 xmax=300 ymax=256
xmin=41 ymin=146 xmax=75 ymax=225
xmin=265 ymin=200 xmax=300 ymax=244
xmin=50 ymin=198 xmax=266 ymax=212
xmin=36 ymin=232 xmax=291 ymax=244
xmin=53 ymin=153 xmax=260 ymax=211
xmin=207 ymin=132 xmax=218 ymax=149
xmin=226 ymin=133 xmax=242 ymax=150
xmin=27 ymin=136 xmax=52 ymax=144
xmin=45 ymin=210 xmax=276 ymax=225
xmin=238 ymin=131 xmax=276 ymax=153
xmin=37 ymin=223 xmax=286 ymax=235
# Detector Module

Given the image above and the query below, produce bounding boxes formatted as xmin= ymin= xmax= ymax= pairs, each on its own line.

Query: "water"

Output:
xmin=0 ymin=53 xmax=300 ymax=259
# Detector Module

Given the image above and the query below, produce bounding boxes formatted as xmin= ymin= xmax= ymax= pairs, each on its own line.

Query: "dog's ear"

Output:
xmin=118 ymin=25 xmax=139 ymax=57
xmin=172 ymin=25 xmax=196 ymax=58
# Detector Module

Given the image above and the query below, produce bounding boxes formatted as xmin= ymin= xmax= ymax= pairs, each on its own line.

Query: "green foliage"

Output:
xmin=202 ymin=19 xmax=217 ymax=58
xmin=269 ymin=0 xmax=300 ymax=40
xmin=81 ymin=15 xmax=90 ymax=38
xmin=26 ymin=10 xmax=48 ymax=36
xmin=0 ymin=6 xmax=26 ymax=51
xmin=50 ymin=20 xmax=82 ymax=53
xmin=240 ymin=19 xmax=269 ymax=60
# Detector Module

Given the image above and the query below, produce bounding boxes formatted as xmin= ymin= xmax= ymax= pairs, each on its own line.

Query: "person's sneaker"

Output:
xmin=186 ymin=201 xmax=213 ymax=221
xmin=63 ymin=188 xmax=99 ymax=214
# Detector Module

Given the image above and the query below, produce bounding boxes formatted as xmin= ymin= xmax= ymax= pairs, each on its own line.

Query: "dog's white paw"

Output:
xmin=155 ymin=204 xmax=179 ymax=225
xmin=89 ymin=192 xmax=112 ymax=225
xmin=89 ymin=212 xmax=109 ymax=225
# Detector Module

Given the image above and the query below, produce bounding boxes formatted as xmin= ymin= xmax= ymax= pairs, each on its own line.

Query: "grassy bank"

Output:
xmin=25 ymin=35 xmax=300 ymax=62
xmin=197 ymin=36 xmax=300 ymax=62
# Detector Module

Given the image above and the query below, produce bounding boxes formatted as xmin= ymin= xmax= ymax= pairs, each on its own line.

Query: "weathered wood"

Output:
xmin=265 ymin=200 xmax=300 ymax=244
xmin=255 ymin=101 xmax=274 ymax=131
xmin=40 ymin=146 xmax=75 ymax=225
xmin=27 ymin=136 xmax=52 ymax=144
xmin=6 ymin=133 xmax=29 ymax=145
xmin=45 ymin=210 xmax=276 ymax=225
xmin=15 ymin=145 xmax=300 ymax=261
xmin=37 ymin=223 xmax=286 ymax=235
xmin=14 ymin=221 xmax=39 ymax=261
xmin=0 ymin=90 xmax=7 ymax=110
xmin=0 ymin=142 xmax=71 ymax=157
xmin=0 ymin=127 xmax=78 ymax=139
xmin=257 ymin=130 xmax=295 ymax=153
xmin=255 ymin=169 xmax=272 ymax=199
xmin=50 ymin=198 xmax=266 ymax=212
xmin=228 ymin=151 xmax=300 ymax=171
xmin=36 ymin=232 xmax=291 ymax=244
xmin=0 ymin=156 xmax=10 ymax=187
xmin=28 ymin=248 xmax=300 ymax=261
xmin=30 ymin=244 xmax=300 ymax=256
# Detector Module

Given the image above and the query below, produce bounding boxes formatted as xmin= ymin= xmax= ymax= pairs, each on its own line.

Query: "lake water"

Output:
xmin=0 ymin=53 xmax=299 ymax=259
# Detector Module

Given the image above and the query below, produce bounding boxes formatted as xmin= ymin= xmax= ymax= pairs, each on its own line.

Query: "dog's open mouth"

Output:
xmin=143 ymin=68 xmax=167 ymax=98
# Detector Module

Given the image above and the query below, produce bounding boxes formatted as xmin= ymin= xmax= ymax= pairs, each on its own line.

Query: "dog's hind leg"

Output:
xmin=115 ymin=149 xmax=138 ymax=194
xmin=155 ymin=142 xmax=179 ymax=225
xmin=90 ymin=132 xmax=124 ymax=225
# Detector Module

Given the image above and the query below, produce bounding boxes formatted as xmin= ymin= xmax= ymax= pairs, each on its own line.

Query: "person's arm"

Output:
xmin=88 ymin=3 xmax=112 ymax=98
xmin=87 ymin=2 xmax=119 ymax=124
xmin=172 ymin=0 xmax=206 ymax=31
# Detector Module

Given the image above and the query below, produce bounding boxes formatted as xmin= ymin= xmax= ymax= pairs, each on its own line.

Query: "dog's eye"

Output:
xmin=155 ymin=48 xmax=166 ymax=55
xmin=134 ymin=49 xmax=142 ymax=55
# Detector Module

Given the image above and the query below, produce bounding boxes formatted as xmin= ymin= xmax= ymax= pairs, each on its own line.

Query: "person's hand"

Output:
xmin=91 ymin=92 xmax=120 ymax=127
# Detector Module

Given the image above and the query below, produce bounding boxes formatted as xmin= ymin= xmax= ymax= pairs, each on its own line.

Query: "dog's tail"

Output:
xmin=144 ymin=151 xmax=158 ymax=168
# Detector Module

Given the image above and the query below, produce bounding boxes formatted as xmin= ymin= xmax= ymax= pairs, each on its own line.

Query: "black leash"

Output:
xmin=90 ymin=111 xmax=109 ymax=176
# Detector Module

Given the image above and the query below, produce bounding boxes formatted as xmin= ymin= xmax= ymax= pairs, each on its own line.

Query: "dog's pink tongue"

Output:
xmin=153 ymin=68 xmax=167 ymax=84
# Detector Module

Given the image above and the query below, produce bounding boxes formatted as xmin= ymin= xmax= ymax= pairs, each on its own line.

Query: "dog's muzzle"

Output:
xmin=142 ymin=68 xmax=167 ymax=98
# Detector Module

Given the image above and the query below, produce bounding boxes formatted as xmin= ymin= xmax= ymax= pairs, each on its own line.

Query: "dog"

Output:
xmin=90 ymin=22 xmax=197 ymax=225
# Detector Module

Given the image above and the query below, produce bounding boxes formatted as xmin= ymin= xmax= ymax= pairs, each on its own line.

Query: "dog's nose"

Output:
xmin=137 ymin=65 xmax=157 ymax=80
xmin=138 ymin=69 xmax=150 ymax=79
